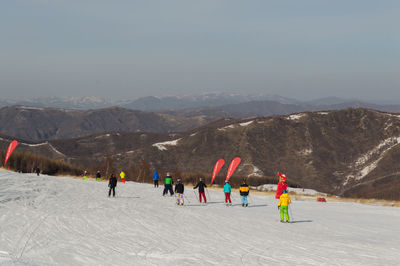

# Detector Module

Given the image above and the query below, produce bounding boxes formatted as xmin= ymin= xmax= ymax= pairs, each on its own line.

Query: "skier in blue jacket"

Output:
xmin=223 ymin=180 xmax=232 ymax=205
xmin=153 ymin=171 xmax=159 ymax=188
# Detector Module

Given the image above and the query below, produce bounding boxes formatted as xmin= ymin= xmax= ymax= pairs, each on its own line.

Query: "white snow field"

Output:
xmin=1 ymin=169 xmax=400 ymax=266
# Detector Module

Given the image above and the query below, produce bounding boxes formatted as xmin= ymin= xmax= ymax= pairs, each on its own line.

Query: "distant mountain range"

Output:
xmin=168 ymin=100 xmax=400 ymax=119
xmin=2 ymin=108 xmax=400 ymax=200
xmin=3 ymin=94 xmax=393 ymax=111
xmin=1 ymin=96 xmax=400 ymax=142
xmin=0 ymin=94 xmax=298 ymax=110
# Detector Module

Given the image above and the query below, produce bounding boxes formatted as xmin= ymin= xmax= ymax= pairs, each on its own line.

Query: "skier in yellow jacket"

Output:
xmin=120 ymin=171 xmax=126 ymax=183
xmin=278 ymin=189 xmax=291 ymax=223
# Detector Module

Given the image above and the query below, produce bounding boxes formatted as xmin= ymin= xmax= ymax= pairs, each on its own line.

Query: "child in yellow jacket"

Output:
xmin=278 ymin=190 xmax=291 ymax=223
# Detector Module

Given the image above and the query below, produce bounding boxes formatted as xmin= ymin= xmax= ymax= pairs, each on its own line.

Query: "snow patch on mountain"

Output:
xmin=152 ymin=138 xmax=182 ymax=151
xmin=384 ymin=122 xmax=393 ymax=131
xmin=286 ymin=113 xmax=306 ymax=120
xmin=298 ymin=148 xmax=312 ymax=155
xmin=239 ymin=121 xmax=254 ymax=127
xmin=217 ymin=124 xmax=236 ymax=131
xmin=247 ymin=164 xmax=264 ymax=177
xmin=218 ymin=120 xmax=254 ymax=131
xmin=95 ymin=134 xmax=111 ymax=139
xmin=344 ymin=136 xmax=400 ymax=185
xmin=17 ymin=141 xmax=66 ymax=157
xmin=19 ymin=106 xmax=45 ymax=111
xmin=386 ymin=113 xmax=400 ymax=119
xmin=355 ymin=137 xmax=400 ymax=167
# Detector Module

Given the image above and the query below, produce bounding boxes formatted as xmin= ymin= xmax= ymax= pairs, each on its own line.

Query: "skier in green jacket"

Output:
xmin=163 ymin=173 xmax=174 ymax=196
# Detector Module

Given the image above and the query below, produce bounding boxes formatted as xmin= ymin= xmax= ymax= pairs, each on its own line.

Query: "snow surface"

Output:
xmin=1 ymin=170 xmax=400 ymax=265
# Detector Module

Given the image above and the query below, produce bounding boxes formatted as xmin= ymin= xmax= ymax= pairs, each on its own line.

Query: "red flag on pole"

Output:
xmin=211 ymin=159 xmax=225 ymax=184
xmin=4 ymin=140 xmax=19 ymax=166
xmin=226 ymin=157 xmax=241 ymax=181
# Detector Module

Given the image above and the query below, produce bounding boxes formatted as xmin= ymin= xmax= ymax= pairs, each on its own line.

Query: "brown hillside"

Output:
xmin=2 ymin=108 xmax=400 ymax=200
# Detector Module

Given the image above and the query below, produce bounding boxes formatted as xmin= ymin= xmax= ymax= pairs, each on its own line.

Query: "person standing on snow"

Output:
xmin=83 ymin=170 xmax=88 ymax=180
xmin=35 ymin=167 xmax=40 ymax=176
xmin=174 ymin=178 xmax=184 ymax=205
xmin=96 ymin=171 xmax=101 ymax=182
xmin=153 ymin=171 xmax=160 ymax=188
xmin=278 ymin=189 xmax=291 ymax=223
xmin=223 ymin=180 xmax=232 ymax=206
xmin=193 ymin=178 xmax=207 ymax=203
xmin=163 ymin=172 xmax=174 ymax=196
xmin=108 ymin=173 xmax=117 ymax=197
xmin=239 ymin=180 xmax=250 ymax=207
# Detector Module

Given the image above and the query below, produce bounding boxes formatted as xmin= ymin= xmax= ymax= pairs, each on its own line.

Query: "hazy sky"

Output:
xmin=1 ymin=0 xmax=399 ymax=102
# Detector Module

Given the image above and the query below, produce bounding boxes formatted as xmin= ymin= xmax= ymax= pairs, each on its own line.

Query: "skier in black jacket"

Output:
xmin=35 ymin=167 xmax=40 ymax=176
xmin=193 ymin=178 xmax=207 ymax=203
xmin=174 ymin=179 xmax=185 ymax=205
xmin=108 ymin=173 xmax=117 ymax=197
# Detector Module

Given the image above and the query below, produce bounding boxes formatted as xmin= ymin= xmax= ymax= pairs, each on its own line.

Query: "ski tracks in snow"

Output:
xmin=1 ymin=171 xmax=400 ymax=265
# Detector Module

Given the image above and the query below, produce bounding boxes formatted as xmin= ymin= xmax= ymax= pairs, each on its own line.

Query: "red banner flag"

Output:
xmin=226 ymin=157 xmax=241 ymax=181
xmin=211 ymin=159 xmax=225 ymax=184
xmin=4 ymin=140 xmax=18 ymax=166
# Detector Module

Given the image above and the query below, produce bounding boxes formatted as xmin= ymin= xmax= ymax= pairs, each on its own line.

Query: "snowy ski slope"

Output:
xmin=0 ymin=169 xmax=399 ymax=265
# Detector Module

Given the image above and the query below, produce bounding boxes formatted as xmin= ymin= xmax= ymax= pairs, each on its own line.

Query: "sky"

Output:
xmin=0 ymin=0 xmax=399 ymax=102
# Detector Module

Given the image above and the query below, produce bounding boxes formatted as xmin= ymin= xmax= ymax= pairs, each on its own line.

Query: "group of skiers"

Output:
xmin=158 ymin=172 xmax=292 ymax=222
xmin=157 ymin=172 xmax=257 ymax=208
xmin=82 ymin=170 xmax=123 ymax=198
xmin=90 ymin=169 xmax=292 ymax=222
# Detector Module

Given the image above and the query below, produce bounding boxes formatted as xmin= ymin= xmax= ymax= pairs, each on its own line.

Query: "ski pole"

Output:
xmin=248 ymin=195 xmax=254 ymax=205
xmin=205 ymin=188 xmax=211 ymax=201
xmin=193 ymin=190 xmax=200 ymax=202
xmin=183 ymin=194 xmax=191 ymax=204
xmin=288 ymin=205 xmax=294 ymax=221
